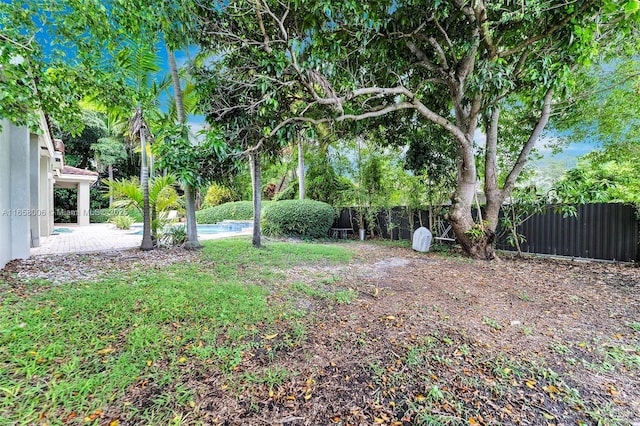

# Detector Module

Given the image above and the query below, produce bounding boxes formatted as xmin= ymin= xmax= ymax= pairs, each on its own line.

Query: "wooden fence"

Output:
xmin=333 ymin=203 xmax=639 ymax=262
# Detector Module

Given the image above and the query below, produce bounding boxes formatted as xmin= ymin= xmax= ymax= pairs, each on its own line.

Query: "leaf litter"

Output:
xmin=2 ymin=242 xmax=639 ymax=425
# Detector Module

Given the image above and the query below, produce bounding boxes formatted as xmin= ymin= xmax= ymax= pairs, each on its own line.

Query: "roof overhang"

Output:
xmin=54 ymin=173 xmax=99 ymax=188
xmin=37 ymin=111 xmax=55 ymax=158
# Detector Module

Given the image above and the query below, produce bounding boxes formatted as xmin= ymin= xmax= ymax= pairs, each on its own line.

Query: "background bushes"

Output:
xmin=196 ymin=201 xmax=255 ymax=224
xmin=203 ymin=183 xmax=236 ymax=208
xmin=262 ymin=200 xmax=335 ymax=239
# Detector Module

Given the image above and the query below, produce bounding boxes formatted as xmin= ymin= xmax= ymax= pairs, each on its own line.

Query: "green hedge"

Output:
xmin=262 ymin=200 xmax=335 ymax=239
xmin=196 ymin=201 xmax=256 ymax=224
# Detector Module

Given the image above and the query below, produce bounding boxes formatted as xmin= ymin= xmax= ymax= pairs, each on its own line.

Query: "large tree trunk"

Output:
xmin=167 ymin=46 xmax=202 ymax=250
xmin=446 ymin=89 xmax=554 ymax=260
xmin=297 ymin=137 xmax=305 ymax=200
xmin=249 ymin=151 xmax=262 ymax=248
xmin=445 ymin=128 xmax=497 ymax=260
xmin=140 ymin=128 xmax=153 ymax=251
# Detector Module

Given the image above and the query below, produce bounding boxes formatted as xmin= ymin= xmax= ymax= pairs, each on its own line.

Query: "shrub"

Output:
xmin=160 ymin=225 xmax=187 ymax=246
xmin=262 ymin=200 xmax=335 ymax=239
xmin=203 ymin=183 xmax=235 ymax=208
xmin=111 ymin=214 xmax=134 ymax=230
xmin=126 ymin=208 xmax=143 ymax=222
xmin=273 ymin=181 xmax=297 ymax=201
xmin=196 ymin=201 xmax=255 ymax=224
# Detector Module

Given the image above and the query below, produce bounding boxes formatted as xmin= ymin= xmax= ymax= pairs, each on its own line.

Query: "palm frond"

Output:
xmin=149 ymin=175 xmax=178 ymax=204
xmin=103 ymin=178 xmax=143 ymax=211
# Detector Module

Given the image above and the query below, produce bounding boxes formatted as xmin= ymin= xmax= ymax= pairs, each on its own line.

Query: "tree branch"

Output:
xmin=405 ymin=40 xmax=446 ymax=75
xmin=428 ymin=36 xmax=449 ymax=70
xmin=254 ymin=0 xmax=272 ymax=53
xmin=484 ymin=106 xmax=500 ymax=197
xmin=501 ymin=87 xmax=554 ymax=195
xmin=473 ymin=0 xmax=497 ymax=59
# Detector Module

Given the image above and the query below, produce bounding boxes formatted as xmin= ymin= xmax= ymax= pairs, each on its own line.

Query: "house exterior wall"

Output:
xmin=0 ymin=119 xmax=56 ymax=269
xmin=30 ymin=134 xmax=41 ymax=247
xmin=0 ymin=119 xmax=13 ymax=268
xmin=39 ymin=157 xmax=53 ymax=237
xmin=77 ymin=181 xmax=91 ymax=226
xmin=0 ymin=119 xmax=31 ymax=269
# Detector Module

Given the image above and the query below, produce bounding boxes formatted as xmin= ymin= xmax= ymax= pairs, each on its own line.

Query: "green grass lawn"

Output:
xmin=0 ymin=238 xmax=352 ymax=425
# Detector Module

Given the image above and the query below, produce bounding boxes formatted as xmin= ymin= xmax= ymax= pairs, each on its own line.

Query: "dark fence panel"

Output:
xmin=334 ymin=207 xmax=433 ymax=240
xmin=497 ymin=203 xmax=639 ymax=262
xmin=335 ymin=203 xmax=639 ymax=262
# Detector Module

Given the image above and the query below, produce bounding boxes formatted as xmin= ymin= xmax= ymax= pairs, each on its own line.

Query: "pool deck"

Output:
xmin=30 ymin=223 xmax=253 ymax=257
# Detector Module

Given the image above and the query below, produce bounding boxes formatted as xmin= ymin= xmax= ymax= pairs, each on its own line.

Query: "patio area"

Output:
xmin=30 ymin=223 xmax=252 ymax=256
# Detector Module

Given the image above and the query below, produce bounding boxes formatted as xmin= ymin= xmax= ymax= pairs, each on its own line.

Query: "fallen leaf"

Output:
xmin=525 ymin=380 xmax=536 ymax=389
xmin=263 ymin=333 xmax=278 ymax=340
xmin=607 ymin=384 xmax=620 ymax=396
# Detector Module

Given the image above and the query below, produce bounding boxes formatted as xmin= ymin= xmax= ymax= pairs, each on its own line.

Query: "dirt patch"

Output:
xmin=200 ymin=244 xmax=640 ymax=425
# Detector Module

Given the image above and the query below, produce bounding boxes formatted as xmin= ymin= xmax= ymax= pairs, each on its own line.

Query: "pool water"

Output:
xmin=129 ymin=221 xmax=251 ymax=235
xmin=53 ymin=227 xmax=73 ymax=234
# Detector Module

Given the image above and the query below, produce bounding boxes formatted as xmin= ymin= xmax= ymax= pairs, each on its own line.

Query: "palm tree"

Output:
xmin=93 ymin=111 xmax=127 ymax=206
xmin=104 ymin=174 xmax=179 ymax=233
xmin=166 ymin=47 xmax=201 ymax=249
xmin=111 ymin=38 xmax=167 ymax=250
xmin=128 ymin=108 xmax=154 ymax=250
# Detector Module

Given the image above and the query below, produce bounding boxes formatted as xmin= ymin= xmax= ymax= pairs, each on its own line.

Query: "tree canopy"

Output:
xmin=189 ymin=0 xmax=639 ymax=258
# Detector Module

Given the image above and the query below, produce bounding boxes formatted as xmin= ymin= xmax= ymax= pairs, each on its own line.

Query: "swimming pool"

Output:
xmin=129 ymin=221 xmax=252 ymax=235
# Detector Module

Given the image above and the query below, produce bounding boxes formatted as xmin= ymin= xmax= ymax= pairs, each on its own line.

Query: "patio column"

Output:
xmin=30 ymin=134 xmax=41 ymax=247
xmin=39 ymin=159 xmax=52 ymax=237
xmin=6 ymin=122 xmax=30 ymax=261
xmin=77 ymin=181 xmax=91 ymax=226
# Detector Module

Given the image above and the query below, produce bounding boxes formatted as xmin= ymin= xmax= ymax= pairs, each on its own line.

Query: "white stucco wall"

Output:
xmin=30 ymin=134 xmax=41 ymax=247
xmin=0 ymin=119 xmax=31 ymax=269
xmin=0 ymin=119 xmax=12 ymax=268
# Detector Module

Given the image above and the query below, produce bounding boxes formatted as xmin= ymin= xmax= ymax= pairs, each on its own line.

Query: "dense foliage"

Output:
xmin=552 ymin=146 xmax=640 ymax=205
xmin=202 ymin=183 xmax=237 ymax=208
xmin=189 ymin=0 xmax=639 ymax=258
xmin=262 ymin=200 xmax=335 ymax=239
xmin=195 ymin=201 xmax=256 ymax=224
